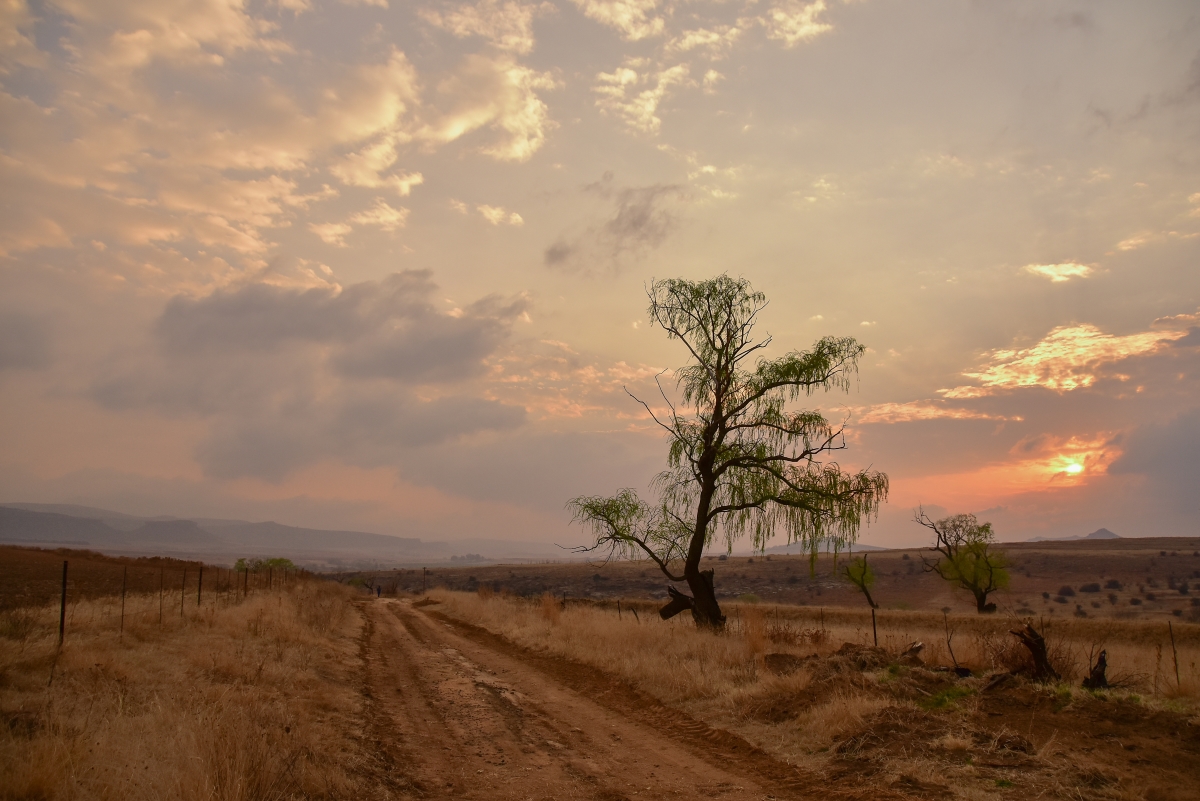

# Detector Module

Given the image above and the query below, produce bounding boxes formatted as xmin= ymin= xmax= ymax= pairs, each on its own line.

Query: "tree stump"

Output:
xmin=1009 ymin=623 xmax=1060 ymax=682
xmin=1082 ymin=649 xmax=1108 ymax=689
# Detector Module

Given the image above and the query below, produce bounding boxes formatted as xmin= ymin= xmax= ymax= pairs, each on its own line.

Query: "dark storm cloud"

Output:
xmin=91 ymin=270 xmax=529 ymax=481
xmin=1109 ymin=408 xmax=1200 ymax=516
xmin=196 ymin=391 xmax=526 ymax=481
xmin=0 ymin=309 xmax=51 ymax=370
xmin=544 ymin=173 xmax=685 ymax=270
xmin=155 ymin=270 xmax=526 ymax=384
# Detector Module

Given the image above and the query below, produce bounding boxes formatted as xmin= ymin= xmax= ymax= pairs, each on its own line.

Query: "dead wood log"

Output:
xmin=1082 ymin=649 xmax=1108 ymax=689
xmin=1009 ymin=623 xmax=1060 ymax=682
xmin=659 ymin=585 xmax=694 ymax=620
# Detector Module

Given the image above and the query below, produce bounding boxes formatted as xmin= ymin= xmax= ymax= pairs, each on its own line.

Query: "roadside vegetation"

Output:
xmin=0 ymin=572 xmax=370 ymax=801
xmin=431 ymin=587 xmax=1200 ymax=799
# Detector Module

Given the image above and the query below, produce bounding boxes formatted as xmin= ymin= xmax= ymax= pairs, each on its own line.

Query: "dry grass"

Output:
xmin=433 ymin=592 xmax=1200 ymax=701
xmin=432 ymin=590 xmax=1200 ymax=800
xmin=0 ymin=578 xmax=369 ymax=800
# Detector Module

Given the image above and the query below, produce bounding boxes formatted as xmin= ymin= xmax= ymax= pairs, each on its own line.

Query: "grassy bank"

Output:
xmin=0 ymin=578 xmax=368 ymax=800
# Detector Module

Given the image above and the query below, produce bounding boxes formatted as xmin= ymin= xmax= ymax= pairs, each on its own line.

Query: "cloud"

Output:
xmin=309 ymin=199 xmax=409 ymax=245
xmin=940 ymin=321 xmax=1190 ymax=398
xmin=902 ymin=432 xmax=1123 ymax=507
xmin=348 ymin=199 xmax=410 ymax=231
xmin=420 ymin=54 xmax=559 ymax=161
xmin=1024 ymin=262 xmax=1093 ymax=282
xmin=594 ymin=61 xmax=689 ymax=135
xmin=1109 ymin=409 xmax=1200 ymax=515
xmin=852 ymin=402 xmax=1019 ymax=425
xmin=760 ymin=0 xmax=833 ymax=47
xmin=329 ymin=137 xmax=424 ymax=195
xmin=665 ymin=26 xmax=742 ymax=59
xmin=477 ymin=205 xmax=524 ymax=225
xmin=195 ymin=391 xmax=525 ymax=481
xmin=309 ymin=222 xmax=354 ymax=247
xmin=421 ymin=0 xmax=549 ymax=55
xmin=545 ymin=174 xmax=685 ymax=270
xmin=87 ymin=271 xmax=529 ymax=481
xmin=0 ymin=308 xmax=52 ymax=370
xmin=570 ymin=0 xmax=664 ymax=41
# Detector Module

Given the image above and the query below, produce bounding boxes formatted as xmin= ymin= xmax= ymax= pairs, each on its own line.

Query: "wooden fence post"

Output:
xmin=181 ymin=569 xmax=186 ymax=617
xmin=1169 ymin=621 xmax=1181 ymax=690
xmin=197 ymin=566 xmax=203 ymax=607
xmin=120 ymin=566 xmax=127 ymax=636
xmin=159 ymin=567 xmax=164 ymax=625
xmin=871 ymin=607 xmax=877 ymax=647
xmin=58 ymin=560 xmax=68 ymax=648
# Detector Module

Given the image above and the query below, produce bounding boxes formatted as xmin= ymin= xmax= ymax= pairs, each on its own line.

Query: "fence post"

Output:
xmin=1169 ymin=621 xmax=1181 ymax=689
xmin=197 ymin=566 xmax=203 ymax=607
xmin=58 ymin=560 xmax=68 ymax=648
xmin=159 ymin=567 xmax=164 ymax=625
xmin=120 ymin=566 xmax=127 ymax=637
xmin=871 ymin=607 xmax=877 ymax=647
xmin=181 ymin=569 xmax=186 ymax=617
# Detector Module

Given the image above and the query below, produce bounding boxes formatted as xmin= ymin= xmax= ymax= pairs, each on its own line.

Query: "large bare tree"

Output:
xmin=569 ymin=275 xmax=889 ymax=628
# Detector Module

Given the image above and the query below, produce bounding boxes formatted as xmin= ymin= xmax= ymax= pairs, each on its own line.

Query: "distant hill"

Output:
xmin=1028 ymin=528 xmax=1121 ymax=543
xmin=0 ymin=504 xmax=572 ymax=568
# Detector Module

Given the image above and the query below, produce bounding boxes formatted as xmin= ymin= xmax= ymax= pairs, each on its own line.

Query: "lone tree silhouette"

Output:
xmin=568 ymin=275 xmax=889 ymax=628
xmin=915 ymin=507 xmax=1009 ymax=613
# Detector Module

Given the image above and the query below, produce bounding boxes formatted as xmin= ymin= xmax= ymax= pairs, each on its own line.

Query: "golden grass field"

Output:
xmin=0 ymin=571 xmax=370 ymax=800
xmin=427 ymin=590 xmax=1200 ymax=799
xmin=2 ymin=544 xmax=1199 ymax=800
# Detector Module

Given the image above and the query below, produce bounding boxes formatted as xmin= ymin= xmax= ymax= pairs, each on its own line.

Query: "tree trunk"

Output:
xmin=974 ymin=591 xmax=997 ymax=614
xmin=659 ymin=571 xmax=726 ymax=627
xmin=1010 ymin=623 xmax=1059 ymax=682
xmin=685 ymin=568 xmax=725 ymax=628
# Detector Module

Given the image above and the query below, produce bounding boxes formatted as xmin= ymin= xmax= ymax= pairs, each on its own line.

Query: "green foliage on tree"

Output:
xmin=842 ymin=553 xmax=879 ymax=609
xmin=915 ymin=508 xmax=1009 ymax=613
xmin=569 ymin=275 xmax=889 ymax=628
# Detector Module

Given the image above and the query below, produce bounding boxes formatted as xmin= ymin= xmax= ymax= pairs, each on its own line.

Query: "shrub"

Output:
xmin=1130 ymin=598 xmax=1142 ymax=606
xmin=1104 ymin=579 xmax=1122 ymax=590
xmin=1079 ymin=583 xmax=1101 ymax=593
xmin=1054 ymin=596 xmax=1068 ymax=604
xmin=1058 ymin=586 xmax=1076 ymax=597
xmin=1146 ymin=592 xmax=1157 ymax=601
xmin=1108 ymin=594 xmax=1119 ymax=605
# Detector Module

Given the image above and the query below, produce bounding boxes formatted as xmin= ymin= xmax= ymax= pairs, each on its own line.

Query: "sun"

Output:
xmin=1063 ymin=462 xmax=1084 ymax=475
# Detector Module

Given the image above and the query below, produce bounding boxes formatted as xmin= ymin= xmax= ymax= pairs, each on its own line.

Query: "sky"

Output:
xmin=1 ymin=0 xmax=1199 ymax=548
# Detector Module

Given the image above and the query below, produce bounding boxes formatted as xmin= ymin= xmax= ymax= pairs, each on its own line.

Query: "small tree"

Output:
xmin=569 ymin=275 xmax=889 ymax=628
xmin=915 ymin=508 xmax=1008 ymax=613
xmin=842 ymin=553 xmax=879 ymax=609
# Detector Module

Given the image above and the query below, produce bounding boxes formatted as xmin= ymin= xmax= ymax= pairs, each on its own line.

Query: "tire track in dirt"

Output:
xmin=357 ymin=599 xmax=804 ymax=800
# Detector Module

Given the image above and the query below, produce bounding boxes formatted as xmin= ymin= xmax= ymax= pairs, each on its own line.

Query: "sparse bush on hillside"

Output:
xmin=1058 ymin=585 xmax=1076 ymax=596
xmin=1079 ymin=583 xmax=1101 ymax=593
xmin=1105 ymin=579 xmax=1123 ymax=590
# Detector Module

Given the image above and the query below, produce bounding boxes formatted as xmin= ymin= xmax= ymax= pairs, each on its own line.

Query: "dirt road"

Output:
xmin=356 ymin=598 xmax=817 ymax=801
